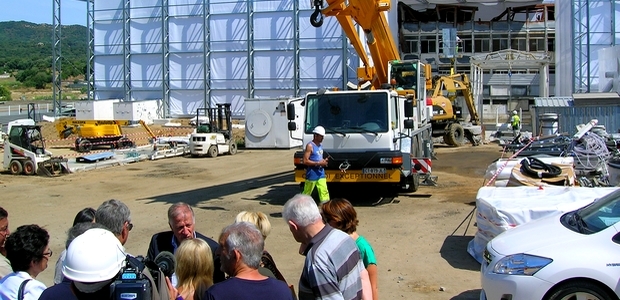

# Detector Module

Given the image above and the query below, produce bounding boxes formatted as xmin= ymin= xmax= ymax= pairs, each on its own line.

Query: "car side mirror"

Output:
xmin=288 ymin=121 xmax=296 ymax=131
xmin=404 ymin=119 xmax=414 ymax=129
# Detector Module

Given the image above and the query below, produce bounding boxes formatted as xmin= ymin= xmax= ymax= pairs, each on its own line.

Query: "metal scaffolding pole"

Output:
xmin=572 ymin=0 xmax=590 ymax=93
xmin=203 ymin=0 xmax=212 ymax=109
xmin=293 ymin=0 xmax=300 ymax=97
xmin=162 ymin=0 xmax=170 ymax=116
xmin=247 ymin=0 xmax=255 ymax=100
xmin=123 ymin=0 xmax=131 ymax=101
xmin=87 ymin=0 xmax=94 ymax=101
xmin=52 ymin=0 xmax=62 ymax=116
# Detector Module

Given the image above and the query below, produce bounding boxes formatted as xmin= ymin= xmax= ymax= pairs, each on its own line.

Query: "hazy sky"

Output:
xmin=1 ymin=0 xmax=87 ymax=26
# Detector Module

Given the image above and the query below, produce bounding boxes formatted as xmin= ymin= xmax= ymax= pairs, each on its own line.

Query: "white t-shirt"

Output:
xmin=0 ymin=271 xmax=46 ymax=300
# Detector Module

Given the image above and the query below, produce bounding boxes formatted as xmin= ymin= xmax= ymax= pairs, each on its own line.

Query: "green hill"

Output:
xmin=0 ymin=21 xmax=87 ymax=78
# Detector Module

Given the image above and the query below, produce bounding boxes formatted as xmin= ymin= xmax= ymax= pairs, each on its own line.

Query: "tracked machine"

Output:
xmin=55 ymin=119 xmax=158 ymax=152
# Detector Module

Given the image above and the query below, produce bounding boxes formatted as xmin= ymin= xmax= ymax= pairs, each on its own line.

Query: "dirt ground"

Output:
xmin=0 ymin=139 xmax=504 ymax=299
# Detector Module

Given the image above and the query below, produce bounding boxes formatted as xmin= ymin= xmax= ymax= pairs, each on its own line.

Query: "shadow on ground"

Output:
xmin=139 ymin=170 xmax=425 ymax=208
xmin=440 ymin=235 xmax=481 ymax=271
xmin=450 ymin=289 xmax=482 ymax=300
xmin=138 ymin=170 xmax=297 ymax=207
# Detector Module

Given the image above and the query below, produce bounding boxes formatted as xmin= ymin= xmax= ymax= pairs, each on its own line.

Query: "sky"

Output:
xmin=1 ymin=0 xmax=87 ymax=26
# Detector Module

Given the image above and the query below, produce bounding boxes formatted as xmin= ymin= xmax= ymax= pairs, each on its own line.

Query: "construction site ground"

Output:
xmin=0 ymin=123 xmax=502 ymax=299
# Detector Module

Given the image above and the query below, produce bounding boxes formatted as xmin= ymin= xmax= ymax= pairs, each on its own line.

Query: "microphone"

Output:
xmin=154 ymin=251 xmax=175 ymax=277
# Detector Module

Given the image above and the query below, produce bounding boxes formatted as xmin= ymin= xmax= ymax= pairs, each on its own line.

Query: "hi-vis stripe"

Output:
xmin=412 ymin=158 xmax=431 ymax=174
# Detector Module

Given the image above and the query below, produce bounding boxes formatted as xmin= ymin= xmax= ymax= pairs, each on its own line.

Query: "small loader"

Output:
xmin=189 ymin=104 xmax=237 ymax=157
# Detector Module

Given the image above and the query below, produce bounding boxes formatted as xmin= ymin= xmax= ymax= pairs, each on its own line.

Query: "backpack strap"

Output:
xmin=17 ymin=279 xmax=32 ymax=300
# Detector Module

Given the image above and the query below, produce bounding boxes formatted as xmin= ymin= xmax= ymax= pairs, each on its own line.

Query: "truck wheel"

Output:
xmin=23 ymin=160 xmax=36 ymax=175
xmin=228 ymin=142 xmax=237 ymax=155
xmin=78 ymin=140 xmax=93 ymax=152
xmin=403 ymin=174 xmax=420 ymax=193
xmin=9 ymin=160 xmax=23 ymax=175
xmin=207 ymin=145 xmax=218 ymax=158
xmin=445 ymin=123 xmax=465 ymax=146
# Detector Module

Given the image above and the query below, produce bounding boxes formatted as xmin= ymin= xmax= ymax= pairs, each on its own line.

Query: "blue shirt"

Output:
xmin=306 ymin=142 xmax=325 ymax=181
xmin=204 ymin=277 xmax=294 ymax=300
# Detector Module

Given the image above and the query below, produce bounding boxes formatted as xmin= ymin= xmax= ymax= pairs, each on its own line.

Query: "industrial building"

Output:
xmin=52 ymin=0 xmax=620 ymax=122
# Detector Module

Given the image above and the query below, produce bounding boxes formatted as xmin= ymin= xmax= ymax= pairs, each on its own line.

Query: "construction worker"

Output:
xmin=302 ymin=126 xmax=330 ymax=203
xmin=510 ymin=110 xmax=521 ymax=137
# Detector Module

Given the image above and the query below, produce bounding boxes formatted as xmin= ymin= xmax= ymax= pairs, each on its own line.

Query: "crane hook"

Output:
xmin=310 ymin=5 xmax=323 ymax=27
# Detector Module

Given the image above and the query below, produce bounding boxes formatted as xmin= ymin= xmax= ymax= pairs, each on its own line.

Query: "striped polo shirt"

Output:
xmin=298 ymin=225 xmax=364 ymax=300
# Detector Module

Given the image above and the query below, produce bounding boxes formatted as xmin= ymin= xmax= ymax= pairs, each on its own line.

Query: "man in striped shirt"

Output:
xmin=283 ymin=194 xmax=364 ymax=300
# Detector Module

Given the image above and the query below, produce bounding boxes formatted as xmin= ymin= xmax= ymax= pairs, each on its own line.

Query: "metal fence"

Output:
xmin=532 ymin=106 xmax=620 ymax=136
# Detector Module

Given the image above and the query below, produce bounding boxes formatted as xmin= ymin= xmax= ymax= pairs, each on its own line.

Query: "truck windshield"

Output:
xmin=391 ymin=62 xmax=418 ymax=90
xmin=305 ymin=92 xmax=389 ymax=135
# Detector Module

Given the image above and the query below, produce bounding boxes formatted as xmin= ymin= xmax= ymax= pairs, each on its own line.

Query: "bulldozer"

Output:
xmin=55 ymin=119 xmax=158 ymax=152
xmin=4 ymin=121 xmax=69 ymax=176
xmin=189 ymin=103 xmax=237 ymax=157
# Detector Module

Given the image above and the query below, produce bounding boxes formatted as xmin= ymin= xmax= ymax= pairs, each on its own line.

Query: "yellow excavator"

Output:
xmin=430 ymin=73 xmax=482 ymax=146
xmin=55 ymin=119 xmax=158 ymax=152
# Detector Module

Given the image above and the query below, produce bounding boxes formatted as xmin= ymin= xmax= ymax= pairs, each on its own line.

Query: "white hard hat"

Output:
xmin=63 ymin=228 xmax=126 ymax=284
xmin=512 ymin=110 xmax=518 ymax=115
xmin=312 ymin=126 xmax=325 ymax=136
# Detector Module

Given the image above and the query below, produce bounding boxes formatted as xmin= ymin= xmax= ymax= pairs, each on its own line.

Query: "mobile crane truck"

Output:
xmin=287 ymin=0 xmax=435 ymax=198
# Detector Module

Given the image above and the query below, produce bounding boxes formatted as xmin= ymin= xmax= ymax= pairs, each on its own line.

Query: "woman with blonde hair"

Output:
xmin=235 ymin=211 xmax=287 ymax=283
xmin=167 ymin=238 xmax=214 ymax=300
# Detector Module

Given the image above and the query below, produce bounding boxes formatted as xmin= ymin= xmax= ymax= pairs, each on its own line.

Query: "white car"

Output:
xmin=481 ymin=188 xmax=620 ymax=300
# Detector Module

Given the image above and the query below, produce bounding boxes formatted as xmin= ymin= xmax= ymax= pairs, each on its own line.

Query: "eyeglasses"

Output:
xmin=126 ymin=222 xmax=133 ymax=231
xmin=43 ymin=250 xmax=53 ymax=258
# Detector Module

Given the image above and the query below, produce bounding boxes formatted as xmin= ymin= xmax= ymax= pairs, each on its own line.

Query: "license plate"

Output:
xmin=362 ymin=168 xmax=386 ymax=174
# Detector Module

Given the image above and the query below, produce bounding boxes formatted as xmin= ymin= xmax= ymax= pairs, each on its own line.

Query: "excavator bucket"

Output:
xmin=37 ymin=157 xmax=71 ymax=177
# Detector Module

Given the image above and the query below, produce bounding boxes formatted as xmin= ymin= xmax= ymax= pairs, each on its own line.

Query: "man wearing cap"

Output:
xmin=302 ymin=125 xmax=330 ymax=204
xmin=38 ymin=228 xmax=126 ymax=300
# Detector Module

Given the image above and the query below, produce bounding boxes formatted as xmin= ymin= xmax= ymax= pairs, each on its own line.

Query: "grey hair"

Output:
xmin=65 ymin=222 xmax=107 ymax=249
xmin=167 ymin=202 xmax=195 ymax=226
xmin=282 ymin=194 xmax=322 ymax=227
xmin=95 ymin=199 xmax=131 ymax=236
xmin=221 ymin=222 xmax=263 ymax=269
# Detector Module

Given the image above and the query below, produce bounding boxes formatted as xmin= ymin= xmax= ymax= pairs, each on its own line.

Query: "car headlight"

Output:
xmin=492 ymin=253 xmax=552 ymax=275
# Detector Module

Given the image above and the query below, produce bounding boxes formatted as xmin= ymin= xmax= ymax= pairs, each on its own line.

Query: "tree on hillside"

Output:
xmin=0 ymin=85 xmax=12 ymax=101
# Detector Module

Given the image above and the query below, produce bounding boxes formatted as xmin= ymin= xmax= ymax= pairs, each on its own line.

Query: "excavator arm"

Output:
xmin=431 ymin=74 xmax=480 ymax=125
xmin=312 ymin=0 xmax=400 ymax=89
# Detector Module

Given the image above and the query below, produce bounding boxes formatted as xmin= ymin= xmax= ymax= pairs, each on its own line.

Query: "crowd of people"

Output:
xmin=0 ymin=194 xmax=378 ymax=300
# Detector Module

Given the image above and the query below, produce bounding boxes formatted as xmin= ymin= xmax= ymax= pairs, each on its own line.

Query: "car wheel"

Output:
xmin=547 ymin=282 xmax=614 ymax=300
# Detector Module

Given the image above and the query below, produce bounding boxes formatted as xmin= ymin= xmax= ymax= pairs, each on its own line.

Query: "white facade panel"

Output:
xmin=130 ymin=54 xmax=163 ymax=89
xmin=170 ymin=90 xmax=204 ymax=116
xmin=130 ymin=18 xmax=163 ymax=53
xmin=93 ymin=21 xmax=123 ymax=55
xmin=169 ymin=16 xmax=204 ymax=52
xmin=210 ymin=91 xmax=247 ymax=117
xmin=130 ymin=0 xmax=162 ymax=18
xmin=94 ymin=56 xmax=124 ymax=89
xmin=169 ymin=53 xmax=204 ymax=89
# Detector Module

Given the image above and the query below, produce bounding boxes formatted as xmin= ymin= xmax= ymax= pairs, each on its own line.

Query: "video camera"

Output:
xmin=111 ymin=252 xmax=175 ymax=300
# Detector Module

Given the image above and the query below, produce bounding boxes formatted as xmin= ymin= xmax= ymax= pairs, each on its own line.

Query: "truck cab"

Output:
xmin=290 ymin=87 xmax=434 ymax=195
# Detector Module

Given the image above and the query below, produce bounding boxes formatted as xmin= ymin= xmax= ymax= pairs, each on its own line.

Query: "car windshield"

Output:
xmin=304 ymin=92 xmax=390 ymax=134
xmin=576 ymin=189 xmax=620 ymax=233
